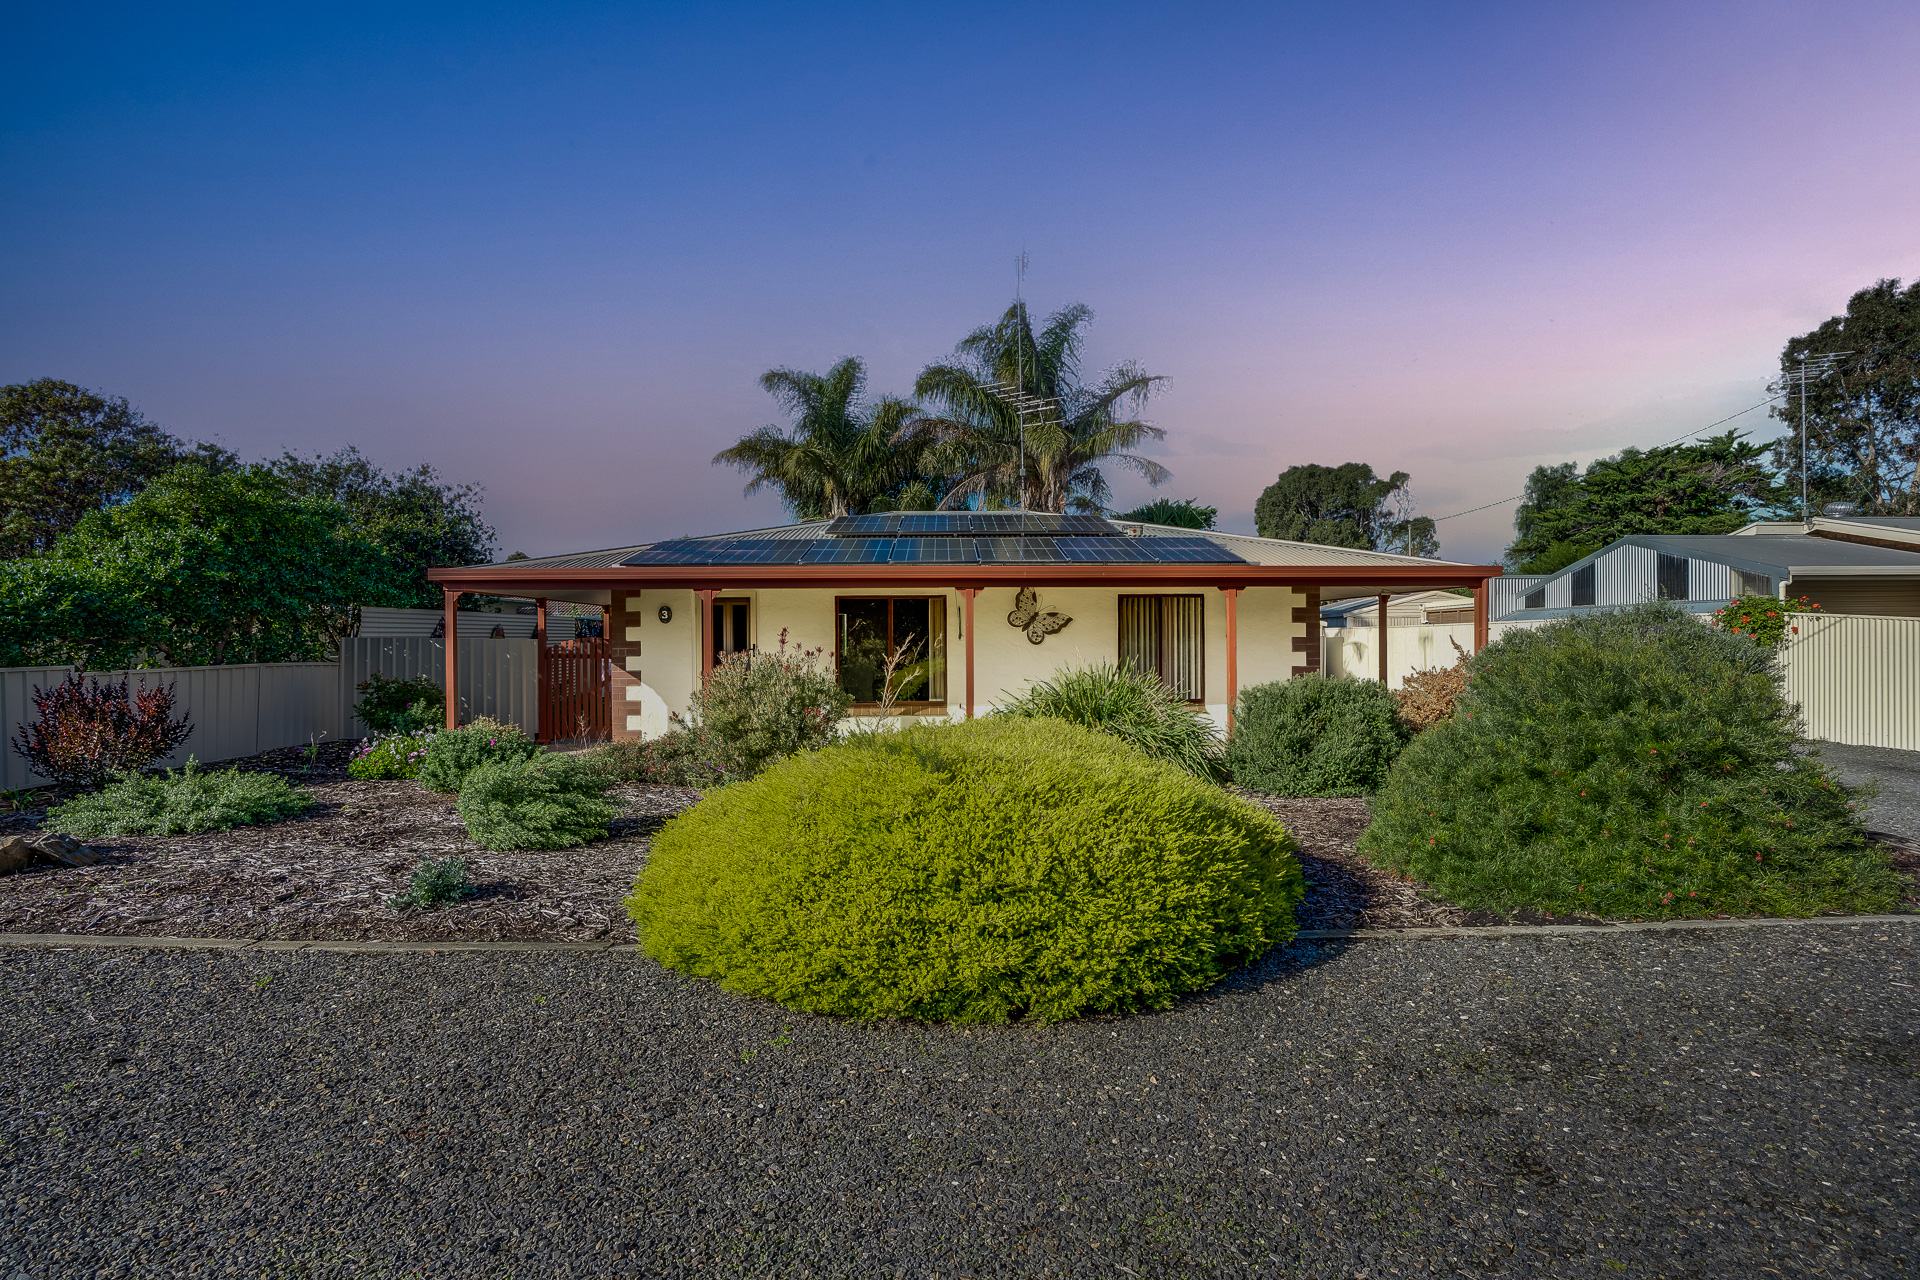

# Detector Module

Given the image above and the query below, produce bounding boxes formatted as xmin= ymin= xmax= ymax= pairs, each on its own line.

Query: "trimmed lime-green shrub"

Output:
xmin=689 ymin=635 xmax=850 ymax=780
xmin=348 ymin=730 xmax=435 ymax=780
xmin=47 ymin=759 xmax=310 ymax=837
xmin=415 ymin=721 xmax=542 ymax=793
xmin=627 ymin=717 xmax=1304 ymax=1023
xmin=998 ymin=663 xmax=1223 ymax=779
xmin=585 ymin=727 xmax=730 ymax=788
xmin=1358 ymin=602 xmax=1900 ymax=919
xmin=456 ymin=755 xmax=616 ymax=850
xmin=1226 ymin=676 xmax=1409 ymax=796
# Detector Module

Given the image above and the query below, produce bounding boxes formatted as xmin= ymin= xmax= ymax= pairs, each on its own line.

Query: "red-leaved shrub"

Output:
xmin=10 ymin=672 xmax=194 ymax=788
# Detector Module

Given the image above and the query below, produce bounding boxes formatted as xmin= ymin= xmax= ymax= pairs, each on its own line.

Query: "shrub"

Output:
xmin=689 ymin=631 xmax=850 ymax=780
xmin=353 ymin=672 xmax=445 ymax=735
xmin=1227 ymin=676 xmax=1409 ymax=796
xmin=998 ymin=663 xmax=1223 ymax=779
xmin=1711 ymin=593 xmax=1823 ymax=648
xmin=1358 ymin=602 xmax=1901 ymax=919
xmin=457 ymin=755 xmax=617 ymax=850
xmin=389 ymin=856 xmax=478 ymax=910
xmin=415 ymin=721 xmax=542 ymax=793
xmin=46 ymin=759 xmax=311 ymax=837
xmin=1395 ymin=641 xmax=1471 ymax=733
xmin=626 ymin=717 xmax=1304 ymax=1024
xmin=10 ymin=672 xmax=194 ymax=788
xmin=347 ymin=730 xmax=435 ymax=780
xmin=584 ymin=726 xmax=731 ymax=788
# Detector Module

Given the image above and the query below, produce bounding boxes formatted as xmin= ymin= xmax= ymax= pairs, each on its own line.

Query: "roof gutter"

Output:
xmin=427 ymin=562 xmax=1504 ymax=592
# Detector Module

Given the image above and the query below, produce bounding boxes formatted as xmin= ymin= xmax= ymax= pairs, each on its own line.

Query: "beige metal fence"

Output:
xmin=1780 ymin=612 xmax=1920 ymax=750
xmin=1321 ymin=623 xmax=1478 ymax=689
xmin=2 ymin=640 xmax=539 ymax=790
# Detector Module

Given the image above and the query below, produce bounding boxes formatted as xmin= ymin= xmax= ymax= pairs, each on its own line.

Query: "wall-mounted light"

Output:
xmin=657 ymin=605 xmax=673 ymax=624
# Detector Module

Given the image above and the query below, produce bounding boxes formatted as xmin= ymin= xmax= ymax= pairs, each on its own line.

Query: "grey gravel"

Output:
xmin=3 ymin=924 xmax=1916 ymax=1279
xmin=1816 ymin=743 xmax=1920 ymax=845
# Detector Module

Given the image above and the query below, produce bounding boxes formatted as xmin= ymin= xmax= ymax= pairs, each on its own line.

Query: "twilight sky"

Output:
xmin=5 ymin=2 xmax=1918 ymax=564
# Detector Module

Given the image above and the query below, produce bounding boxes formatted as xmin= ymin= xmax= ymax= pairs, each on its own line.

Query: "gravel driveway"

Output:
xmin=1815 ymin=743 xmax=1920 ymax=845
xmin=4 ymin=923 xmax=1915 ymax=1279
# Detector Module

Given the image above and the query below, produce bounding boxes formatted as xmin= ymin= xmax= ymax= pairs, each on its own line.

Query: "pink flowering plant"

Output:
xmin=1711 ymin=593 xmax=1822 ymax=648
xmin=347 ymin=729 xmax=437 ymax=781
xmin=1358 ymin=601 xmax=1899 ymax=920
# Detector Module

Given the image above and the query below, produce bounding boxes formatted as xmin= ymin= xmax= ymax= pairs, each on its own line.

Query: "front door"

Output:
xmin=711 ymin=597 xmax=750 ymax=669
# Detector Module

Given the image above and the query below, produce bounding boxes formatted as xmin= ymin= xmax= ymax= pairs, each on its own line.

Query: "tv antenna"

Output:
xmin=985 ymin=251 xmax=1061 ymax=509
xmin=1771 ymin=351 xmax=1851 ymax=521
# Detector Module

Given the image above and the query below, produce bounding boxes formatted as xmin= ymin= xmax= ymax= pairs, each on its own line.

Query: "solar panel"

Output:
xmin=1056 ymin=538 xmax=1162 ymax=562
xmin=973 ymin=537 xmax=1068 ymax=563
xmin=889 ymin=538 xmax=973 ymax=563
xmin=824 ymin=514 xmax=897 ymax=536
xmin=1054 ymin=513 xmax=1119 ymax=536
xmin=894 ymin=513 xmax=961 ymax=535
xmin=1141 ymin=536 xmax=1247 ymax=563
xmin=621 ymin=538 xmax=810 ymax=565
xmin=800 ymin=539 xmax=893 ymax=564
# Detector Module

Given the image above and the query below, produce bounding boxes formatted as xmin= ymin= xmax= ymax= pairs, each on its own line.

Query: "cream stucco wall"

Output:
xmin=607 ymin=583 xmax=1309 ymax=738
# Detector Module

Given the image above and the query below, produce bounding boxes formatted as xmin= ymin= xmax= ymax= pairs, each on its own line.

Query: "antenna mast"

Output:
xmin=1774 ymin=351 xmax=1850 ymax=522
xmin=1015 ymin=252 xmax=1027 ymax=509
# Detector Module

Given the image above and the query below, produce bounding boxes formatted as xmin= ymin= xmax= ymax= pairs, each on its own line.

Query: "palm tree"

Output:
xmin=905 ymin=302 xmax=1171 ymax=512
xmin=713 ymin=357 xmax=930 ymax=519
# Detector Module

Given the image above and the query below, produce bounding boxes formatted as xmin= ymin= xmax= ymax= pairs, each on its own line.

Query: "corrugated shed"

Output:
xmin=1490 ymin=576 xmax=1547 ymax=617
xmin=1781 ymin=613 xmax=1920 ymax=749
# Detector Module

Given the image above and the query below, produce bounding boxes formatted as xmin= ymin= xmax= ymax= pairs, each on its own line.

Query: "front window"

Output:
xmin=835 ymin=597 xmax=946 ymax=705
xmin=1119 ymin=595 xmax=1205 ymax=702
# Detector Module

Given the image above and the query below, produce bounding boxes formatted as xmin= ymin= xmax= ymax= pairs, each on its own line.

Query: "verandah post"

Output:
xmin=534 ymin=597 xmax=548 ymax=743
xmin=1377 ymin=593 xmax=1390 ymax=685
xmin=1473 ymin=580 xmax=1490 ymax=652
xmin=1223 ymin=586 xmax=1241 ymax=732
xmin=443 ymin=587 xmax=459 ymax=730
xmin=697 ymin=588 xmax=717 ymax=686
xmin=960 ymin=588 xmax=977 ymax=720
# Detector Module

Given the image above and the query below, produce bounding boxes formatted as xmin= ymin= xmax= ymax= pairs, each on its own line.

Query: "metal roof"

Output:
xmin=1620 ymin=534 xmax=1920 ymax=575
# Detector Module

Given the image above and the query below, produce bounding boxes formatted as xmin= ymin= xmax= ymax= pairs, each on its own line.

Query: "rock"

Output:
xmin=25 ymin=833 xmax=101 ymax=868
xmin=0 ymin=835 xmax=33 ymax=874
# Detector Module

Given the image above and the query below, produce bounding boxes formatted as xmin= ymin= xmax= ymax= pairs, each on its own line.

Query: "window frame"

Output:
xmin=1117 ymin=593 xmax=1207 ymax=705
xmin=1570 ymin=563 xmax=1596 ymax=607
xmin=1656 ymin=552 xmax=1690 ymax=601
xmin=831 ymin=594 xmax=948 ymax=712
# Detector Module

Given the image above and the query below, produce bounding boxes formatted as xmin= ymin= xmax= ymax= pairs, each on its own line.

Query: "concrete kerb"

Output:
xmin=0 ymin=914 xmax=1913 ymax=957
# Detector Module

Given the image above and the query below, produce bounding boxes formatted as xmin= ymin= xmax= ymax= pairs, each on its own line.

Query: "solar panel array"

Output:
xmin=823 ymin=512 xmax=1118 ymax=537
xmin=620 ymin=532 xmax=1246 ymax=567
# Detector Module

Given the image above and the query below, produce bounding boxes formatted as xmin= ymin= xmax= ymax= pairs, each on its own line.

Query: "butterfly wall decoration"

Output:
xmin=1007 ymin=587 xmax=1072 ymax=644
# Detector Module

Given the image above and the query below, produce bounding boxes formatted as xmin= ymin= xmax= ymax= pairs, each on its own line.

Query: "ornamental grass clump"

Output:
xmin=1358 ymin=602 xmax=1900 ymax=920
xmin=1226 ymin=676 xmax=1409 ymax=795
xmin=457 ymin=755 xmax=616 ymax=850
xmin=415 ymin=720 xmax=542 ymax=793
xmin=627 ymin=717 xmax=1304 ymax=1023
xmin=47 ymin=759 xmax=311 ymax=837
xmin=997 ymin=662 xmax=1223 ymax=779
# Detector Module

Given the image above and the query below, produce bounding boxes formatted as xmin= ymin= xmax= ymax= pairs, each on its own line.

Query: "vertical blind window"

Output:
xmin=1571 ymin=563 xmax=1596 ymax=607
xmin=835 ymin=597 xmax=946 ymax=704
xmin=1119 ymin=595 xmax=1205 ymax=701
xmin=1656 ymin=553 xmax=1690 ymax=601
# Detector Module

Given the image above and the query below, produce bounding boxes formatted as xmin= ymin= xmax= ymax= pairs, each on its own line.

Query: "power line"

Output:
xmin=1427 ymin=391 xmax=1787 ymax=524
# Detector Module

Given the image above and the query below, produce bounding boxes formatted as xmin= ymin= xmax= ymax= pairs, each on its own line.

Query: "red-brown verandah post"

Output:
xmin=1378 ymin=593 xmax=1390 ymax=685
xmin=1223 ymin=587 xmax=1240 ymax=731
xmin=533 ymin=597 xmax=548 ymax=742
xmin=960 ymin=588 xmax=977 ymax=720
xmin=697 ymin=588 xmax=717 ymax=686
xmin=442 ymin=587 xmax=459 ymax=730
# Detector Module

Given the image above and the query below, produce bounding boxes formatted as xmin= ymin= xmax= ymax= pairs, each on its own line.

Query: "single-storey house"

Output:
xmin=1321 ymin=589 xmax=1478 ymax=629
xmin=1490 ymin=517 xmax=1920 ymax=625
xmin=428 ymin=513 xmax=1503 ymax=741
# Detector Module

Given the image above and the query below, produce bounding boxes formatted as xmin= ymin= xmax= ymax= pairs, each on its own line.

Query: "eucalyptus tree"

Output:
xmin=905 ymin=302 xmax=1170 ymax=512
xmin=713 ymin=357 xmax=931 ymax=519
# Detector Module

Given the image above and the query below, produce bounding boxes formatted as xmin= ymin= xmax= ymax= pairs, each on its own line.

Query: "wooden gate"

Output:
xmin=539 ymin=637 xmax=610 ymax=743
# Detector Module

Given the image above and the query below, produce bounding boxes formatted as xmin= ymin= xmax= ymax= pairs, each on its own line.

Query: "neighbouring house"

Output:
xmin=1320 ymin=589 xmax=1477 ymax=629
xmin=428 ymin=514 xmax=1503 ymax=742
xmin=1490 ymin=517 xmax=1920 ymax=625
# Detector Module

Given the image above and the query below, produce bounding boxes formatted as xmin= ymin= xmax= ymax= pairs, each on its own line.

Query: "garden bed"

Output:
xmin=2 ymin=744 xmax=1913 ymax=943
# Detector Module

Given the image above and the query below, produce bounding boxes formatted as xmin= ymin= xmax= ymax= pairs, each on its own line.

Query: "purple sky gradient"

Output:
xmin=4 ymin=2 xmax=1917 ymax=563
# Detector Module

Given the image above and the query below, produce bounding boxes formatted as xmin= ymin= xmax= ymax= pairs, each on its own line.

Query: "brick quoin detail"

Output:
xmin=1291 ymin=586 xmax=1321 ymax=674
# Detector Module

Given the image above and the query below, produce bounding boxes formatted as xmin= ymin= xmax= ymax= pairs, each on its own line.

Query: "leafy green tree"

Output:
xmin=1504 ymin=431 xmax=1787 ymax=571
xmin=267 ymin=446 xmax=496 ymax=608
xmin=1116 ymin=497 xmax=1217 ymax=529
xmin=18 ymin=465 xmax=390 ymax=666
xmin=1253 ymin=463 xmax=1408 ymax=548
xmin=1382 ymin=514 xmax=1441 ymax=558
xmin=1769 ymin=277 xmax=1920 ymax=516
xmin=0 ymin=378 xmax=236 ymax=558
xmin=0 ymin=557 xmax=147 ymax=668
xmin=907 ymin=302 xmax=1170 ymax=512
xmin=713 ymin=357 xmax=931 ymax=519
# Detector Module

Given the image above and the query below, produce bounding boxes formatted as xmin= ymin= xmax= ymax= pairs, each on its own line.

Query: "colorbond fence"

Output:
xmin=1 ymin=640 xmax=539 ymax=790
xmin=1780 ymin=612 xmax=1920 ymax=751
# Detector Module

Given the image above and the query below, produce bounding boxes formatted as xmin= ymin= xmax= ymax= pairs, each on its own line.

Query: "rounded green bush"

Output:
xmin=626 ymin=717 xmax=1304 ymax=1023
xmin=456 ymin=755 xmax=617 ymax=851
xmin=416 ymin=721 xmax=542 ymax=793
xmin=1357 ymin=602 xmax=1902 ymax=919
xmin=1226 ymin=676 xmax=1408 ymax=796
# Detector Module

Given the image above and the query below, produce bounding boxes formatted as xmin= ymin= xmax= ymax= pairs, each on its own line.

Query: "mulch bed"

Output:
xmin=3 ymin=744 xmax=1914 ymax=942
